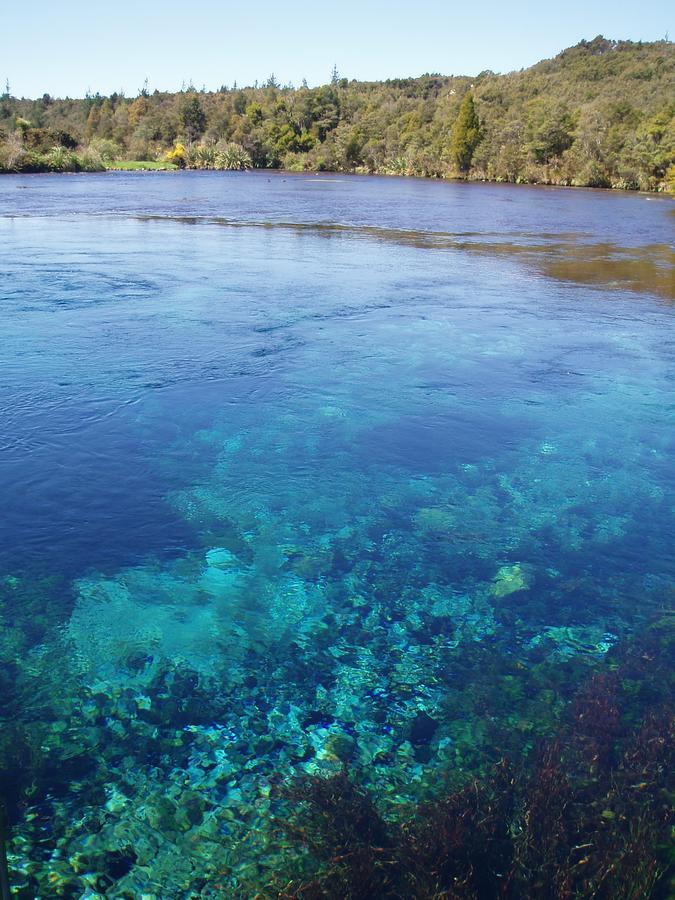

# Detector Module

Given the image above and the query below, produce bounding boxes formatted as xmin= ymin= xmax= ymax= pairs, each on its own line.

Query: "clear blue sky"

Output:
xmin=6 ymin=0 xmax=673 ymax=98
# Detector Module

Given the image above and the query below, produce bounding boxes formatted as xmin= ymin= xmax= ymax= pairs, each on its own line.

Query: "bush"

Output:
xmin=175 ymin=140 xmax=252 ymax=170
xmin=45 ymin=145 xmax=80 ymax=172
xmin=574 ymin=160 xmax=612 ymax=188
xmin=164 ymin=142 xmax=187 ymax=168
xmin=665 ymin=163 xmax=675 ymax=193
xmin=214 ymin=141 xmax=251 ymax=170
xmin=78 ymin=148 xmax=105 ymax=172
xmin=89 ymin=138 xmax=123 ymax=163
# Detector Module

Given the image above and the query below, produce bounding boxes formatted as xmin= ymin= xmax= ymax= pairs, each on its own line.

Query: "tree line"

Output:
xmin=1 ymin=36 xmax=673 ymax=190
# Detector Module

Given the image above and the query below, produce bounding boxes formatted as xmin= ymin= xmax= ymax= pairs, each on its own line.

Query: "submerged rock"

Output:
xmin=323 ymin=731 xmax=357 ymax=762
xmin=413 ymin=506 xmax=456 ymax=533
xmin=491 ymin=564 xmax=532 ymax=598
xmin=527 ymin=625 xmax=618 ymax=660
xmin=205 ymin=547 xmax=238 ymax=569
xmin=409 ymin=711 xmax=439 ymax=746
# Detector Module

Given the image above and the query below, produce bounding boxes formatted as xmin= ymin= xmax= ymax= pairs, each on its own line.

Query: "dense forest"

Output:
xmin=1 ymin=36 xmax=673 ymax=190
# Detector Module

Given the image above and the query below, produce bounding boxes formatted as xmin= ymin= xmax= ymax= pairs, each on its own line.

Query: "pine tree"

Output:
xmin=450 ymin=92 xmax=482 ymax=172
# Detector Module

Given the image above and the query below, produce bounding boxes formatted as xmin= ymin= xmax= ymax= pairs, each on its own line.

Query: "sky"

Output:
xmin=5 ymin=0 xmax=673 ymax=98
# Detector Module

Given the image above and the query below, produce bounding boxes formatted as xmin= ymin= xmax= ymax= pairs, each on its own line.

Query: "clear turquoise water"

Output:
xmin=0 ymin=172 xmax=673 ymax=895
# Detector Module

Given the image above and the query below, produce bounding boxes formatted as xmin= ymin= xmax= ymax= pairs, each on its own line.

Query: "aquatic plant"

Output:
xmin=273 ymin=626 xmax=675 ymax=899
xmin=0 ymin=801 xmax=10 ymax=900
xmin=278 ymin=770 xmax=399 ymax=898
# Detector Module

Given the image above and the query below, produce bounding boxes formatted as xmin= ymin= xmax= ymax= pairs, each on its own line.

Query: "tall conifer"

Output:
xmin=450 ymin=92 xmax=482 ymax=171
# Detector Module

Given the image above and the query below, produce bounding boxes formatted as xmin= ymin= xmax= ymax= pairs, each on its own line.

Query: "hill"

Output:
xmin=1 ymin=36 xmax=673 ymax=190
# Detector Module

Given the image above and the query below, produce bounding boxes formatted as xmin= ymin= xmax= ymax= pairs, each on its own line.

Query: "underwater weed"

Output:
xmin=399 ymin=759 xmax=515 ymax=897
xmin=273 ymin=625 xmax=674 ymax=899
xmin=0 ymin=801 xmax=10 ymax=900
xmin=277 ymin=770 xmax=401 ymax=899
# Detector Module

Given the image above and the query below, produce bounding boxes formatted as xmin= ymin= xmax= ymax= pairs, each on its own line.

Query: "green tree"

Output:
xmin=449 ymin=92 xmax=482 ymax=171
xmin=85 ymin=106 xmax=100 ymax=141
xmin=179 ymin=94 xmax=206 ymax=142
xmin=14 ymin=117 xmax=31 ymax=137
xmin=529 ymin=106 xmax=576 ymax=163
xmin=233 ymin=91 xmax=246 ymax=115
xmin=96 ymin=100 xmax=114 ymax=140
xmin=245 ymin=102 xmax=264 ymax=125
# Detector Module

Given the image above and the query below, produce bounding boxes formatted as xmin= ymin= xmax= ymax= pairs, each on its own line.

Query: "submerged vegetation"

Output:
xmin=2 ymin=559 xmax=673 ymax=896
xmin=275 ymin=623 xmax=675 ymax=898
xmin=1 ymin=36 xmax=673 ymax=188
xmin=1 ymin=380 xmax=673 ymax=895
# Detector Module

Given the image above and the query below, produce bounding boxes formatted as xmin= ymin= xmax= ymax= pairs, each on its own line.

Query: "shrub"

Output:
xmin=45 ymin=145 xmax=80 ymax=172
xmin=88 ymin=138 xmax=123 ymax=163
xmin=214 ymin=141 xmax=251 ymax=170
xmin=164 ymin=142 xmax=187 ymax=168
xmin=78 ymin=148 xmax=105 ymax=172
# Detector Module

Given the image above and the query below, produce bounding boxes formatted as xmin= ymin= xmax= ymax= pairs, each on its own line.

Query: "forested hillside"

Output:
xmin=1 ymin=36 xmax=673 ymax=190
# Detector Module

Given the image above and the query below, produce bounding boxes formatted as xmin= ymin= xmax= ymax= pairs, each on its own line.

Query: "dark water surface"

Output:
xmin=0 ymin=172 xmax=673 ymax=895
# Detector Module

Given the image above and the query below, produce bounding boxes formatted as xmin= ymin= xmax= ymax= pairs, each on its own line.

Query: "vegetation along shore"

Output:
xmin=1 ymin=36 xmax=673 ymax=190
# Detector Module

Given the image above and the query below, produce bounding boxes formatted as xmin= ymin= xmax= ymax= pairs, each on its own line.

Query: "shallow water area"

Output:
xmin=0 ymin=173 xmax=673 ymax=896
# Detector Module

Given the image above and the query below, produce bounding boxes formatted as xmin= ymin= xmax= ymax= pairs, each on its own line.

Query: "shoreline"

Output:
xmin=3 ymin=166 xmax=673 ymax=196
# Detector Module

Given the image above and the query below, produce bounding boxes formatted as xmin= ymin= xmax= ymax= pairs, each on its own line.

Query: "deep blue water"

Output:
xmin=0 ymin=172 xmax=673 ymax=895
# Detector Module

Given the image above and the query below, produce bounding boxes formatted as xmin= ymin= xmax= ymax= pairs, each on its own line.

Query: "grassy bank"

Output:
xmin=104 ymin=160 xmax=178 ymax=171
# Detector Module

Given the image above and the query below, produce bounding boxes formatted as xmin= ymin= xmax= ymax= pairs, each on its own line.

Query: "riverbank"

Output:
xmin=3 ymin=160 xmax=674 ymax=193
